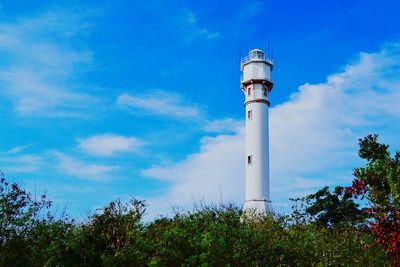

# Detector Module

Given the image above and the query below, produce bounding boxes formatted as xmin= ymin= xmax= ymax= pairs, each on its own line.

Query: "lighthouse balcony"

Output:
xmin=241 ymin=54 xmax=273 ymax=66
xmin=241 ymin=75 xmax=273 ymax=86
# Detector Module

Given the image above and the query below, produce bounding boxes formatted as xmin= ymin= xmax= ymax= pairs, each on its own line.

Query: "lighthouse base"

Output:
xmin=243 ymin=199 xmax=272 ymax=214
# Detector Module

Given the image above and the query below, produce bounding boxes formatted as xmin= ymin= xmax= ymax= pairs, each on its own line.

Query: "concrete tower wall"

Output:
xmin=245 ymin=101 xmax=270 ymax=200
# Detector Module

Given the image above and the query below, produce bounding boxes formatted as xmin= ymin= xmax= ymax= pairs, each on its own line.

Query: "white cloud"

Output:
xmin=204 ymin=118 xmax=243 ymax=133
xmin=54 ymin=152 xmax=116 ymax=181
xmin=142 ymin=43 xmax=400 ymax=215
xmin=270 ymin=43 xmax=400 ymax=177
xmin=78 ymin=133 xmax=144 ymax=157
xmin=4 ymin=144 xmax=33 ymax=154
xmin=180 ymin=8 xmax=220 ymax=42
xmin=237 ymin=1 xmax=264 ymax=22
xmin=117 ymin=90 xmax=203 ymax=119
xmin=142 ymin=128 xmax=245 ymax=216
xmin=0 ymin=154 xmax=43 ymax=173
xmin=0 ymin=7 xmax=98 ymax=116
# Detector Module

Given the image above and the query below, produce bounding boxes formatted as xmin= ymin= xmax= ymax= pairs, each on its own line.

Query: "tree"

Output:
xmin=292 ymin=186 xmax=367 ymax=228
xmin=347 ymin=134 xmax=400 ymax=266
xmin=78 ymin=198 xmax=148 ymax=266
xmin=0 ymin=173 xmax=52 ymax=266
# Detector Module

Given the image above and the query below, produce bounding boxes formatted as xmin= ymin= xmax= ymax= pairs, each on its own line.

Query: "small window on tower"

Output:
xmin=263 ymin=87 xmax=267 ymax=96
xmin=247 ymin=87 xmax=251 ymax=96
xmin=247 ymin=155 xmax=252 ymax=165
xmin=247 ymin=110 xmax=252 ymax=120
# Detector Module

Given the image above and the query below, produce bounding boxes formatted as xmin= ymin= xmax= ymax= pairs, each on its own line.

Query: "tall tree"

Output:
xmin=294 ymin=185 xmax=367 ymax=227
xmin=347 ymin=134 xmax=400 ymax=266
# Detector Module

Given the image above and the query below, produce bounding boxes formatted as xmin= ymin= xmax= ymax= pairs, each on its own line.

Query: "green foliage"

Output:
xmin=290 ymin=186 xmax=367 ymax=228
xmin=0 ymin=175 xmax=389 ymax=266
xmin=2 ymin=133 xmax=398 ymax=267
xmin=0 ymin=175 xmax=52 ymax=266
xmin=77 ymin=198 xmax=148 ymax=266
xmin=348 ymin=134 xmax=400 ymax=265
xmin=354 ymin=134 xmax=400 ymax=210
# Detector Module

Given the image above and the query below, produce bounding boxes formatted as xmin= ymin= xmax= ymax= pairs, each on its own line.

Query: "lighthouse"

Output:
xmin=241 ymin=49 xmax=273 ymax=213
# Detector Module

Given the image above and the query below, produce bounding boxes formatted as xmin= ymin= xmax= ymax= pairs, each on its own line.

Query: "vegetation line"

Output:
xmin=1 ymin=135 xmax=398 ymax=266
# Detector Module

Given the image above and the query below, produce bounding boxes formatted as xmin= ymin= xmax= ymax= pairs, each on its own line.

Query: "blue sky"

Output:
xmin=0 ymin=0 xmax=400 ymax=218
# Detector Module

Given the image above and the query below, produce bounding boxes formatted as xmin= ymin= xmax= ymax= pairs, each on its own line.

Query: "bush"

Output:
xmin=1 ymin=174 xmax=388 ymax=267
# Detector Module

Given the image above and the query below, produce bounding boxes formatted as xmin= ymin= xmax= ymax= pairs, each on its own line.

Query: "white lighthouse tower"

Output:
xmin=241 ymin=49 xmax=273 ymax=213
